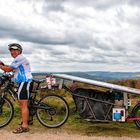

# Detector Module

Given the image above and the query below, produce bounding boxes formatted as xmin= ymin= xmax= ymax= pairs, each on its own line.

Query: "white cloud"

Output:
xmin=0 ymin=0 xmax=140 ymax=72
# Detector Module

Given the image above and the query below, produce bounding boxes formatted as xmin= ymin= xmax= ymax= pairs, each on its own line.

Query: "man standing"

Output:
xmin=0 ymin=43 xmax=32 ymax=133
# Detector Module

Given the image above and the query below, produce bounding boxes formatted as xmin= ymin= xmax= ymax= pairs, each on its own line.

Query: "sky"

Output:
xmin=0 ymin=0 xmax=140 ymax=72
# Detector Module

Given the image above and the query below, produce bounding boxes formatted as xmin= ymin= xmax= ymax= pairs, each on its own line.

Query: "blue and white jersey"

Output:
xmin=10 ymin=54 xmax=33 ymax=83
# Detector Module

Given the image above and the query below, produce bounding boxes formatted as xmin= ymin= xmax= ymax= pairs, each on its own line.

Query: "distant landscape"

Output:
xmin=32 ymin=71 xmax=140 ymax=81
xmin=1 ymin=71 xmax=140 ymax=81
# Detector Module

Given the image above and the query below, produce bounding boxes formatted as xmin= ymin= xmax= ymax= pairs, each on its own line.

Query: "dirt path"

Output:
xmin=0 ymin=129 xmax=139 ymax=140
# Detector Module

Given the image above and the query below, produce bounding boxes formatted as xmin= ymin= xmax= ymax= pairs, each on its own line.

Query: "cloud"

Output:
xmin=0 ymin=0 xmax=140 ymax=72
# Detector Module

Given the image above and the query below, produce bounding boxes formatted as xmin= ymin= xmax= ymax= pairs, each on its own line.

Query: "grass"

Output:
xmin=4 ymin=110 xmax=140 ymax=137
xmin=1 ymin=84 xmax=140 ymax=137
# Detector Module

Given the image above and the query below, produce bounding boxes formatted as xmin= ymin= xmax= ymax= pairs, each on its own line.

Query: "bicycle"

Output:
xmin=0 ymin=72 xmax=69 ymax=128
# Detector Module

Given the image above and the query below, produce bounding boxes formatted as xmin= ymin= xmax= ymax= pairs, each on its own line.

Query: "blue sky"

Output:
xmin=0 ymin=0 xmax=140 ymax=72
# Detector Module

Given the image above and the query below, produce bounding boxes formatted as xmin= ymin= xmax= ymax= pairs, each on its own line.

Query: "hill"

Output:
xmin=1 ymin=71 xmax=140 ymax=80
xmin=50 ymin=71 xmax=140 ymax=80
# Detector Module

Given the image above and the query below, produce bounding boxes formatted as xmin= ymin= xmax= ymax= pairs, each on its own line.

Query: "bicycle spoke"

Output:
xmin=36 ymin=94 xmax=69 ymax=128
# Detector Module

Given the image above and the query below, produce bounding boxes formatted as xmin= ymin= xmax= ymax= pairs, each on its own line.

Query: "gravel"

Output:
xmin=0 ymin=130 xmax=139 ymax=140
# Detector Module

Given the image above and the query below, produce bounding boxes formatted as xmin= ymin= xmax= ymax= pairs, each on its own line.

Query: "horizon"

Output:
xmin=1 ymin=71 xmax=140 ymax=81
xmin=31 ymin=70 xmax=140 ymax=73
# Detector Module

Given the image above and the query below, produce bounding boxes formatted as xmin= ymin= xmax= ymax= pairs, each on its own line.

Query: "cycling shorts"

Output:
xmin=17 ymin=82 xmax=33 ymax=100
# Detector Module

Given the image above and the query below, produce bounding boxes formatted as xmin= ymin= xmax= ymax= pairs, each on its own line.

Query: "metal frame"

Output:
xmin=51 ymin=74 xmax=140 ymax=122
xmin=63 ymin=85 xmax=114 ymax=122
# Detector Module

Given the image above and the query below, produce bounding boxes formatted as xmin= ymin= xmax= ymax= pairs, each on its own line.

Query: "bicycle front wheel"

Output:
xmin=0 ymin=97 xmax=14 ymax=128
xmin=36 ymin=94 xmax=69 ymax=128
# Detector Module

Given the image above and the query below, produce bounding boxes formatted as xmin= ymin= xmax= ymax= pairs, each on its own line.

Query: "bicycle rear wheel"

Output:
xmin=0 ymin=96 xmax=14 ymax=128
xmin=36 ymin=94 xmax=69 ymax=128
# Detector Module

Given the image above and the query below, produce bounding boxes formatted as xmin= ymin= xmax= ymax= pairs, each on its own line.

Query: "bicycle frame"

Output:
xmin=0 ymin=73 xmax=46 ymax=114
xmin=0 ymin=74 xmax=17 ymax=101
xmin=0 ymin=72 xmax=69 ymax=128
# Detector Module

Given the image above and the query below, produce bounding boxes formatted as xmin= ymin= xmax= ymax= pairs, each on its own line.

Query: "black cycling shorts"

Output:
xmin=17 ymin=82 xmax=32 ymax=100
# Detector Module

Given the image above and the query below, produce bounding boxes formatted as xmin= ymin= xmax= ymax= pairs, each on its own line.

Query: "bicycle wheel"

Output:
xmin=131 ymin=103 xmax=140 ymax=128
xmin=0 ymin=96 xmax=14 ymax=128
xmin=36 ymin=94 xmax=69 ymax=128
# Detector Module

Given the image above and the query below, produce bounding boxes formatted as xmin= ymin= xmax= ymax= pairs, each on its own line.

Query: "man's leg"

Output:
xmin=19 ymin=100 xmax=29 ymax=128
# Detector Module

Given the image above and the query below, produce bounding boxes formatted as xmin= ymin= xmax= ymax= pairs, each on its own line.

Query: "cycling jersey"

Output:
xmin=10 ymin=54 xmax=33 ymax=83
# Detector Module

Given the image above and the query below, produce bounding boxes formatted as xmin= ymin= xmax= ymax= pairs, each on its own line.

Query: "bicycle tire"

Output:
xmin=36 ymin=94 xmax=69 ymax=128
xmin=131 ymin=103 xmax=140 ymax=128
xmin=0 ymin=96 xmax=14 ymax=128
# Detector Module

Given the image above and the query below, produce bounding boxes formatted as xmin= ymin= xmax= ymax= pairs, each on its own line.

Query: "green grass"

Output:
xmin=3 ymin=111 xmax=140 ymax=137
xmin=1 ymin=89 xmax=140 ymax=137
xmin=2 ymin=101 xmax=140 ymax=138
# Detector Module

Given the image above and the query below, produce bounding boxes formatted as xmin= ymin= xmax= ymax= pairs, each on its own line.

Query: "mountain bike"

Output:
xmin=0 ymin=72 xmax=69 ymax=128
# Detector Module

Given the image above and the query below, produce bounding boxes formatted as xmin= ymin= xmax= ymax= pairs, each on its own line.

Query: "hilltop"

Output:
xmin=32 ymin=71 xmax=140 ymax=80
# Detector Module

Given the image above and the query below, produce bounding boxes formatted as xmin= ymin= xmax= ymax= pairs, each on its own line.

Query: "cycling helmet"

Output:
xmin=8 ymin=43 xmax=23 ymax=53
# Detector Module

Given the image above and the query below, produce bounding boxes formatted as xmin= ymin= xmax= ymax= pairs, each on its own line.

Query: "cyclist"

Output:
xmin=0 ymin=43 xmax=32 ymax=133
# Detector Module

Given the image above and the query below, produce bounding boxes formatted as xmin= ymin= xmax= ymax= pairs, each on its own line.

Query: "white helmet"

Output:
xmin=8 ymin=43 xmax=23 ymax=53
